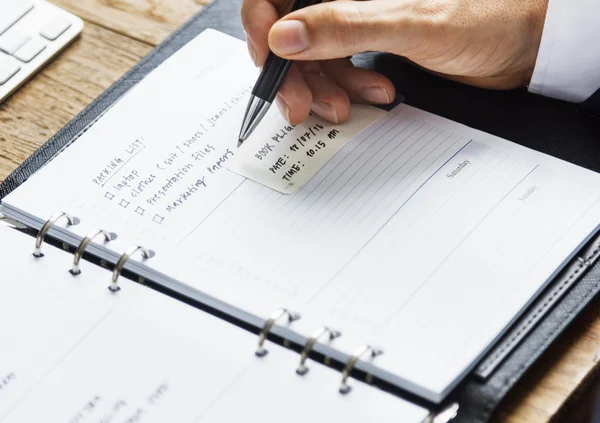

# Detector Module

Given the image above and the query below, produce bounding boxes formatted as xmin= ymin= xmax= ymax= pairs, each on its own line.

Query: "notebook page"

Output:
xmin=0 ymin=225 xmax=428 ymax=423
xmin=4 ymin=29 xmax=600 ymax=400
xmin=158 ymin=104 xmax=600 ymax=397
xmin=0 ymin=228 xmax=113 ymax=419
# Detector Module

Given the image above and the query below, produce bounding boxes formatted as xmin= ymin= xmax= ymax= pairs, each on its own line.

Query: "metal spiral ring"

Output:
xmin=33 ymin=212 xmax=80 ymax=258
xmin=255 ymin=308 xmax=301 ymax=357
xmin=70 ymin=229 xmax=118 ymax=275
xmin=339 ymin=345 xmax=384 ymax=394
xmin=296 ymin=326 xmax=341 ymax=375
xmin=423 ymin=403 xmax=459 ymax=423
xmin=109 ymin=246 xmax=155 ymax=293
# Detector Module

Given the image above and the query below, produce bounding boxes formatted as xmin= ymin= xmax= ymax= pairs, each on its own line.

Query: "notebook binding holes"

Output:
xmin=255 ymin=308 xmax=301 ymax=357
xmin=109 ymin=246 xmax=155 ymax=293
xmin=296 ymin=326 xmax=341 ymax=376
xmin=70 ymin=229 xmax=118 ymax=275
xmin=33 ymin=212 xmax=81 ymax=258
xmin=339 ymin=345 xmax=384 ymax=394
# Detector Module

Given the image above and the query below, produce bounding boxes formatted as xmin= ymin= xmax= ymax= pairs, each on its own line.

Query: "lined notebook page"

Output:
xmin=4 ymin=29 xmax=600 ymax=400
xmin=0 ymin=225 xmax=427 ymax=422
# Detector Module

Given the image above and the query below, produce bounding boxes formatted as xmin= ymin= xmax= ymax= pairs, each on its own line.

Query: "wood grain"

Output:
xmin=0 ymin=20 xmax=150 ymax=182
xmin=0 ymin=1 xmax=599 ymax=421
xmin=51 ymin=0 xmax=208 ymax=45
xmin=494 ymin=295 xmax=600 ymax=422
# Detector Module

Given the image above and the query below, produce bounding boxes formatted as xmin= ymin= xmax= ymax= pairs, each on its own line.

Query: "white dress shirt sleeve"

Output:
xmin=529 ymin=0 xmax=600 ymax=103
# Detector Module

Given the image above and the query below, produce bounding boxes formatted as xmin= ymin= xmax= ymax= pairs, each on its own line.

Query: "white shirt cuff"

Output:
xmin=529 ymin=0 xmax=600 ymax=103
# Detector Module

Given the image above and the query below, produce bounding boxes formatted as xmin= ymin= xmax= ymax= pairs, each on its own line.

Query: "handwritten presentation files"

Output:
xmin=0 ymin=226 xmax=429 ymax=423
xmin=3 ymin=29 xmax=600 ymax=401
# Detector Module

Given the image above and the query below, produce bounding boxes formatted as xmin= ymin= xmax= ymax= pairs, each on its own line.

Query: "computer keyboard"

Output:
xmin=0 ymin=0 xmax=83 ymax=103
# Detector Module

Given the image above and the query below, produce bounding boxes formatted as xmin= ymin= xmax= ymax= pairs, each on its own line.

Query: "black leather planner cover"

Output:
xmin=2 ymin=0 xmax=600 ymax=421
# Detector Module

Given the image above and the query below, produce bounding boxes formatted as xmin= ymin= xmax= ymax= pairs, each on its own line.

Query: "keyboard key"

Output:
xmin=0 ymin=53 xmax=20 ymax=85
xmin=40 ymin=17 xmax=72 ymax=41
xmin=0 ymin=0 xmax=34 ymax=36
xmin=0 ymin=1 xmax=83 ymax=104
xmin=0 ymin=31 xmax=30 ymax=55
xmin=13 ymin=37 xmax=46 ymax=63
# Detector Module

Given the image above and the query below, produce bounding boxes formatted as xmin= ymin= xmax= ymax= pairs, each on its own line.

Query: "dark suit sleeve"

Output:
xmin=580 ymin=89 xmax=600 ymax=116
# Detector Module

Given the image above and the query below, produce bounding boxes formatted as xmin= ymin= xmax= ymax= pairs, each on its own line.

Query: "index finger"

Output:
xmin=241 ymin=0 xmax=290 ymax=66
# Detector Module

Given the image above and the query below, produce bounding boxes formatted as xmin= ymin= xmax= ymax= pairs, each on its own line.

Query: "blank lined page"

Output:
xmin=0 ymin=225 xmax=428 ymax=422
xmin=4 ymin=29 xmax=600 ymax=400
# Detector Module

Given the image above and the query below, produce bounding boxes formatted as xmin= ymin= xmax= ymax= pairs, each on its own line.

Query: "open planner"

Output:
xmin=2 ymin=27 xmax=600 ymax=422
xmin=0 ymin=224 xmax=429 ymax=422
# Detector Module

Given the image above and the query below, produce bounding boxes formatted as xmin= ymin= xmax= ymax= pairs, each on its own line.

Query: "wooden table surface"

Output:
xmin=1 ymin=1 xmax=600 ymax=421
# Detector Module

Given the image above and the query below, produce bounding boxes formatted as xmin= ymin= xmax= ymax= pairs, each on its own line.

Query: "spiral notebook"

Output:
xmin=0 ymin=224 xmax=432 ymax=422
xmin=2 ymin=28 xmax=600 ymax=421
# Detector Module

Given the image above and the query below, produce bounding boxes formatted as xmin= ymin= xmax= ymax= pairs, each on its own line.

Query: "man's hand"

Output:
xmin=241 ymin=0 xmax=548 ymax=124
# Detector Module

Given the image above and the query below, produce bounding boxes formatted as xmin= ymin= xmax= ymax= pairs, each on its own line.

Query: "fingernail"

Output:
xmin=276 ymin=94 xmax=291 ymax=122
xmin=247 ymin=39 xmax=257 ymax=66
xmin=360 ymin=87 xmax=392 ymax=104
xmin=311 ymin=101 xmax=338 ymax=124
xmin=270 ymin=20 xmax=309 ymax=55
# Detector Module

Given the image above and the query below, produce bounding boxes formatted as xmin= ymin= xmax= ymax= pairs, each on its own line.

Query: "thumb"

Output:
xmin=268 ymin=1 xmax=412 ymax=60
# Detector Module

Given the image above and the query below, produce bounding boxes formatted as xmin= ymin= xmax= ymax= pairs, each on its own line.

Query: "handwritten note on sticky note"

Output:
xmin=228 ymin=104 xmax=386 ymax=193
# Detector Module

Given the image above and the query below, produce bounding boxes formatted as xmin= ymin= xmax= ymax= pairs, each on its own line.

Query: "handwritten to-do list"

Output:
xmin=228 ymin=105 xmax=386 ymax=194
xmin=87 ymin=80 xmax=384 ymax=230
xmin=89 ymin=86 xmax=250 ymax=226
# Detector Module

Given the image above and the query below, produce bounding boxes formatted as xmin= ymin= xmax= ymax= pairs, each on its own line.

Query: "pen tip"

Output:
xmin=237 ymin=139 xmax=243 ymax=148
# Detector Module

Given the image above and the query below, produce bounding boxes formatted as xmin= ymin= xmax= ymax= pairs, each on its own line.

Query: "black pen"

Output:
xmin=238 ymin=0 xmax=321 ymax=147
